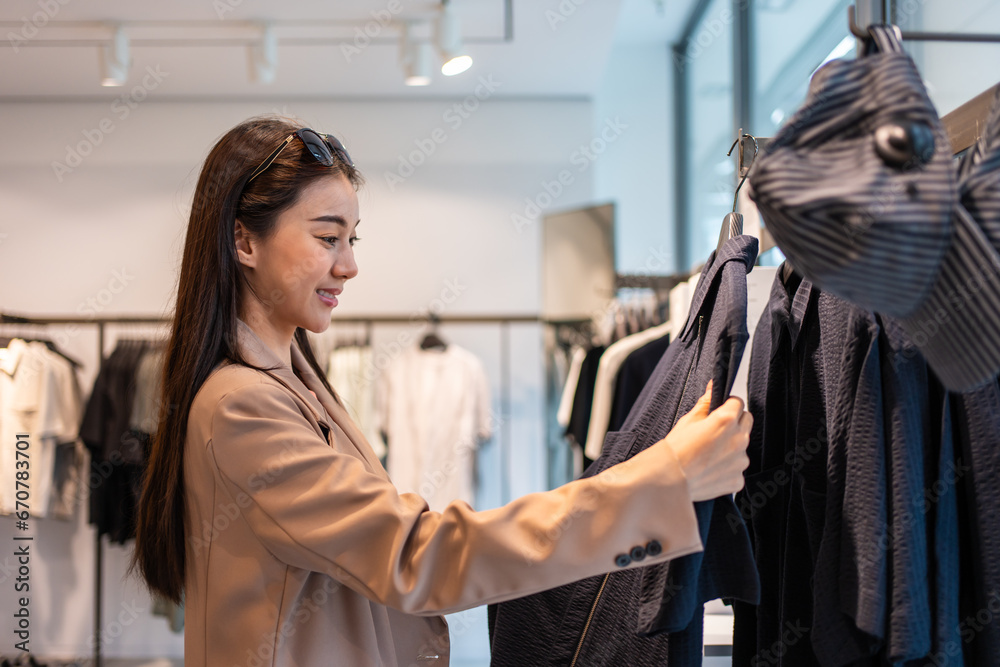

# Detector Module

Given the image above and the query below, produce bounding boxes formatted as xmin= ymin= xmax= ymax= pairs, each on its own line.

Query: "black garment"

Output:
xmin=951 ymin=381 xmax=1000 ymax=664
xmin=738 ymin=269 xmax=965 ymax=666
xmin=806 ymin=304 xmax=885 ymax=666
xmin=80 ymin=339 xmax=149 ymax=464
xmin=607 ymin=333 xmax=670 ymax=432
xmin=565 ymin=345 xmax=605 ymax=468
xmin=79 ymin=339 xmax=150 ymax=543
xmin=732 ymin=271 xmax=849 ymax=666
xmin=823 ymin=316 xmax=963 ymax=667
xmin=943 ymin=90 xmax=1000 ymax=665
xmin=879 ymin=318 xmax=937 ymax=663
xmin=489 ymin=235 xmax=761 ymax=666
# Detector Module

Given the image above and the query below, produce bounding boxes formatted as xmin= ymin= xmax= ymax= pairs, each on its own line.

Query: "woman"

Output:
xmin=131 ymin=116 xmax=752 ymax=666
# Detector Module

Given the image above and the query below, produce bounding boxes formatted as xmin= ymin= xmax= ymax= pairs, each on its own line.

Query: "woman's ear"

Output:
xmin=234 ymin=219 xmax=256 ymax=269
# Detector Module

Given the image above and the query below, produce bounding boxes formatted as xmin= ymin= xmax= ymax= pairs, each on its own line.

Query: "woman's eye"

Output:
xmin=320 ymin=235 xmax=360 ymax=247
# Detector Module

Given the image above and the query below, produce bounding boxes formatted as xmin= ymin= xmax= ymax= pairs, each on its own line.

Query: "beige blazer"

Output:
xmin=182 ymin=318 xmax=703 ymax=666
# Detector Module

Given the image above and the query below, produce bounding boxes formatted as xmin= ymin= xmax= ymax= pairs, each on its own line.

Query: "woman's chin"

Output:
xmin=303 ymin=315 xmax=332 ymax=335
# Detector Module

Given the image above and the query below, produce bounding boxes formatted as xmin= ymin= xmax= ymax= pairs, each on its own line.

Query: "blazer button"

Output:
xmin=646 ymin=540 xmax=663 ymax=557
xmin=614 ymin=553 xmax=632 ymax=568
xmin=630 ymin=545 xmax=646 ymax=562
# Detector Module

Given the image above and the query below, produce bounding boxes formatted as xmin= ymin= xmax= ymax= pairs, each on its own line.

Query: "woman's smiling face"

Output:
xmin=236 ymin=172 xmax=360 ymax=336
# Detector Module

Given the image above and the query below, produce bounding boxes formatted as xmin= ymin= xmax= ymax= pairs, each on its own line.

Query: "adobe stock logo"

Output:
xmin=511 ymin=116 xmax=628 ymax=232
xmin=383 ymin=75 xmax=503 ymax=191
xmin=51 ymin=65 xmax=169 ymax=182
xmin=7 ymin=0 xmax=73 ymax=53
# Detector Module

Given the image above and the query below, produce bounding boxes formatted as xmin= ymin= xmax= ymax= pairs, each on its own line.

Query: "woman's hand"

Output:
xmin=636 ymin=380 xmax=752 ymax=502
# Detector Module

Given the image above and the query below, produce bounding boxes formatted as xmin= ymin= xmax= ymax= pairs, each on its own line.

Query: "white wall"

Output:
xmin=593 ymin=42 xmax=676 ymax=275
xmin=0 ymin=96 xmax=595 ymax=660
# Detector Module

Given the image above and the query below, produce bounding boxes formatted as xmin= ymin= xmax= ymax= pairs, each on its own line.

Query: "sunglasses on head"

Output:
xmin=246 ymin=128 xmax=354 ymax=184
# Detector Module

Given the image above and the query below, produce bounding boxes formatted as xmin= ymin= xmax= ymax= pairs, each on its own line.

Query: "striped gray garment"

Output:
xmin=749 ymin=25 xmax=1000 ymax=392
xmin=904 ymin=87 xmax=1000 ymax=392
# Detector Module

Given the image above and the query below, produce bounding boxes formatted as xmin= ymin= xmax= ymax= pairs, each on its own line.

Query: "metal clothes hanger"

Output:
xmin=419 ymin=312 xmax=448 ymax=350
xmin=716 ymin=132 xmax=759 ymax=251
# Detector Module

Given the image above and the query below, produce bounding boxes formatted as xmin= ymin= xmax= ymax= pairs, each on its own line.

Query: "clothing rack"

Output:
xmin=330 ymin=313 xmax=589 ymax=506
xmin=0 ymin=312 xmax=169 ymax=667
xmin=1 ymin=309 xmax=588 ymax=665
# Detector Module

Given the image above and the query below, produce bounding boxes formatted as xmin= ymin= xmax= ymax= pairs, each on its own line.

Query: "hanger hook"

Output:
xmin=726 ymin=133 xmax=759 ymax=212
xmin=847 ymin=5 xmax=869 ymax=39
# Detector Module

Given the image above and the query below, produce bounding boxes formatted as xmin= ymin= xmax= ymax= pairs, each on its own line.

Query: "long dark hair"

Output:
xmin=129 ymin=116 xmax=363 ymax=603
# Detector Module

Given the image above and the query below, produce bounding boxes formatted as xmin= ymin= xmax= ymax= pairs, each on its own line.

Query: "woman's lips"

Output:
xmin=316 ymin=289 xmax=339 ymax=307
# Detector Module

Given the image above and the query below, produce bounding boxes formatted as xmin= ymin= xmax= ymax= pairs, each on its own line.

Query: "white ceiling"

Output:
xmin=0 ymin=0 xmax=695 ymax=100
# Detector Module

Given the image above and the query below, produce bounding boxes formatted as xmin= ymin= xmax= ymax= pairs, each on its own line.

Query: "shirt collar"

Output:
xmin=0 ymin=338 xmax=28 ymax=377
xmin=678 ymin=235 xmax=759 ymax=342
xmin=766 ymin=266 xmax=815 ymax=354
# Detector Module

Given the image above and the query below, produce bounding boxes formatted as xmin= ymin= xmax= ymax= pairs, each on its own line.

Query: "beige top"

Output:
xmin=181 ymin=318 xmax=703 ymax=666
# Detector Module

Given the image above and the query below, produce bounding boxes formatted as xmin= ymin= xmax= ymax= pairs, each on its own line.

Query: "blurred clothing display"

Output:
xmin=79 ymin=339 xmax=162 ymax=544
xmin=327 ymin=344 xmax=386 ymax=460
xmin=0 ymin=337 xmax=86 ymax=519
xmin=376 ymin=343 xmax=492 ymax=512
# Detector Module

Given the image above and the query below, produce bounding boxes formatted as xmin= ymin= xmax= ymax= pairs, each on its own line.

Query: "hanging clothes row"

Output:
xmin=315 ymin=321 xmax=494 ymax=512
xmin=79 ymin=338 xmax=164 ymax=545
xmin=734 ymin=26 xmax=1000 ymax=665
xmin=0 ymin=336 xmax=86 ymax=521
xmin=554 ymin=290 xmax=676 ymax=476
xmin=731 ymin=264 xmax=1000 ymax=666
xmin=77 ymin=335 xmax=185 ymax=637
xmin=374 ymin=325 xmax=493 ymax=513
xmin=490 ymin=234 xmax=765 ymax=666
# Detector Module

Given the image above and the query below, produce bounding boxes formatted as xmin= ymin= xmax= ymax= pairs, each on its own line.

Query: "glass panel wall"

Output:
xmin=752 ymin=0 xmax=854 ymax=137
xmin=895 ymin=0 xmax=1000 ymax=115
xmin=683 ymin=0 xmax=735 ymax=271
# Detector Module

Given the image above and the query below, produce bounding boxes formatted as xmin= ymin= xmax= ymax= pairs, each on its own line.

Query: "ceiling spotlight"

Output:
xmin=400 ymin=22 xmax=432 ymax=86
xmin=99 ymin=25 xmax=130 ymax=87
xmin=436 ymin=1 xmax=473 ymax=76
xmin=249 ymin=23 xmax=278 ymax=84
xmin=441 ymin=54 xmax=472 ymax=77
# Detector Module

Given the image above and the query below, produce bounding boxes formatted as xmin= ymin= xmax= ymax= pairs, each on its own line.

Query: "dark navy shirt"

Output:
xmin=489 ymin=235 xmax=761 ymax=666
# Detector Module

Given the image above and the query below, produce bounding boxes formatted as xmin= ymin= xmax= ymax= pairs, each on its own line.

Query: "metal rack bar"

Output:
xmin=500 ymin=321 xmax=511 ymax=504
xmin=95 ymin=321 xmax=104 ymax=667
xmin=331 ymin=314 xmax=545 ymax=325
xmin=848 ymin=4 xmax=1000 ymax=43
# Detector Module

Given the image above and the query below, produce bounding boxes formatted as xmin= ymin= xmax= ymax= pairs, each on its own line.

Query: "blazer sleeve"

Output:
xmin=207 ymin=380 xmax=703 ymax=616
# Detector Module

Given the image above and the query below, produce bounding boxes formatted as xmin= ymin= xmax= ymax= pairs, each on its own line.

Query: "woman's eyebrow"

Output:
xmin=310 ymin=216 xmax=361 ymax=228
xmin=310 ymin=215 xmax=347 ymax=226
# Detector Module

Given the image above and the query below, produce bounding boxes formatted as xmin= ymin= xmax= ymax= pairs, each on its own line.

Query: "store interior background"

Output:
xmin=0 ymin=0 xmax=997 ymax=664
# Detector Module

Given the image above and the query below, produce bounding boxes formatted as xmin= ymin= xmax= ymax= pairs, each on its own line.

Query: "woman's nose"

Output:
xmin=335 ymin=247 xmax=358 ymax=280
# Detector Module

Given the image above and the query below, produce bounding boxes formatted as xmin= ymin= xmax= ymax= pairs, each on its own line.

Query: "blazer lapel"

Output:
xmin=289 ymin=341 xmax=387 ymax=477
xmin=235 ymin=319 xmax=386 ymax=474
